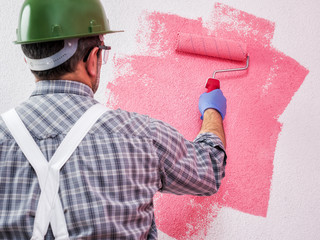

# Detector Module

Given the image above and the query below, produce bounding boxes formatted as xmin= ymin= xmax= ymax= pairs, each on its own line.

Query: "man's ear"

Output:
xmin=85 ymin=47 xmax=99 ymax=78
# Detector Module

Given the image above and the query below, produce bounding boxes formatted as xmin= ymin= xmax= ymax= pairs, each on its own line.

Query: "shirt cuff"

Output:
xmin=194 ymin=132 xmax=226 ymax=153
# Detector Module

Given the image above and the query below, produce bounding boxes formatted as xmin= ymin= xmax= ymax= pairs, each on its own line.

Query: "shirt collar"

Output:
xmin=30 ymin=80 xmax=94 ymax=98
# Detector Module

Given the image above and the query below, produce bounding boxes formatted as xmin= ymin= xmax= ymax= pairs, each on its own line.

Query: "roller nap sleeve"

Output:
xmin=176 ymin=32 xmax=247 ymax=61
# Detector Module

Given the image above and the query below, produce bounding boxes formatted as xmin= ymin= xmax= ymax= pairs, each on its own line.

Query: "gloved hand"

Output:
xmin=199 ymin=89 xmax=227 ymax=120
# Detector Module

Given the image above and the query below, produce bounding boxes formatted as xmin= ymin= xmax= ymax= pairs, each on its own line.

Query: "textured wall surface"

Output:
xmin=1 ymin=1 xmax=319 ymax=239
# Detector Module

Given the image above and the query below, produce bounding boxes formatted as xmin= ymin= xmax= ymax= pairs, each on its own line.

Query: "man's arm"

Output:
xmin=199 ymin=109 xmax=226 ymax=147
xmin=151 ymin=116 xmax=226 ymax=196
xmin=198 ymin=89 xmax=227 ymax=147
xmin=149 ymin=89 xmax=227 ymax=196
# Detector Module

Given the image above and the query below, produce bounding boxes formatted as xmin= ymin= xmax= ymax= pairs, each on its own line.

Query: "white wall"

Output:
xmin=1 ymin=1 xmax=319 ymax=239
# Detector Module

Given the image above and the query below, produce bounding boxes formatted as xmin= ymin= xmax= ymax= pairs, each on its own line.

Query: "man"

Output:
xmin=0 ymin=0 xmax=227 ymax=239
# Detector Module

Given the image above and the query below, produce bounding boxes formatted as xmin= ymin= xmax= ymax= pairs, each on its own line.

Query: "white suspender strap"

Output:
xmin=1 ymin=104 xmax=109 ymax=240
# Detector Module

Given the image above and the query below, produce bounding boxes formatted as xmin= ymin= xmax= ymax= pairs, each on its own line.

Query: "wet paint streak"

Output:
xmin=106 ymin=3 xmax=308 ymax=239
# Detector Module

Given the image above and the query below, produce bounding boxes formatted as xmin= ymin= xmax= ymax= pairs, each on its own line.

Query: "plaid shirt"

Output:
xmin=0 ymin=80 xmax=226 ymax=239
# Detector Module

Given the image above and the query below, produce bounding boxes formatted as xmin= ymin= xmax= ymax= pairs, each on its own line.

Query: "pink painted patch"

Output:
xmin=106 ymin=3 xmax=308 ymax=239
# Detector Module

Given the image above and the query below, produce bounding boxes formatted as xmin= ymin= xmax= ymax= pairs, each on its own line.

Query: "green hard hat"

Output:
xmin=15 ymin=0 xmax=122 ymax=44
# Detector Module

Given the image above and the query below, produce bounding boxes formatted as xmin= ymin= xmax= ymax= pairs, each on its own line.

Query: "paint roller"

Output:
xmin=176 ymin=32 xmax=249 ymax=92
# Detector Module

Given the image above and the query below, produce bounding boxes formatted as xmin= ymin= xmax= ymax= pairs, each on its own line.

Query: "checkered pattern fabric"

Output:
xmin=0 ymin=80 xmax=226 ymax=239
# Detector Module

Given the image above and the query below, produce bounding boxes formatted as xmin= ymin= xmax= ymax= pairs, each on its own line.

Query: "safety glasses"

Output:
xmin=98 ymin=45 xmax=111 ymax=65
xmin=83 ymin=45 xmax=111 ymax=65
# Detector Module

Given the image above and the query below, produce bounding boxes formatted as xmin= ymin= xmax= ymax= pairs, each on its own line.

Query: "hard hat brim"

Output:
xmin=15 ymin=30 xmax=124 ymax=45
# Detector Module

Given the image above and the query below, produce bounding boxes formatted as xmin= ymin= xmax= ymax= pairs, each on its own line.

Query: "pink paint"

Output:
xmin=106 ymin=3 xmax=308 ymax=239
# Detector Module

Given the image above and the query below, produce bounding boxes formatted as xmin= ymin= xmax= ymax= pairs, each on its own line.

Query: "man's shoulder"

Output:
xmin=94 ymin=108 xmax=152 ymax=138
xmin=0 ymin=116 xmax=12 ymax=144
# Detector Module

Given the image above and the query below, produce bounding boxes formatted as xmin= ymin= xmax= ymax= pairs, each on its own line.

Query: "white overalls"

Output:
xmin=2 ymin=104 xmax=109 ymax=240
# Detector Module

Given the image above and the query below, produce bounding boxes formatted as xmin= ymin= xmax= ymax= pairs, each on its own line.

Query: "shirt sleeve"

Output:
xmin=150 ymin=118 xmax=227 ymax=196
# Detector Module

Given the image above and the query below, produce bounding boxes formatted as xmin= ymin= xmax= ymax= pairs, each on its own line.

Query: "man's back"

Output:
xmin=0 ymin=80 xmax=161 ymax=239
xmin=0 ymin=80 xmax=226 ymax=239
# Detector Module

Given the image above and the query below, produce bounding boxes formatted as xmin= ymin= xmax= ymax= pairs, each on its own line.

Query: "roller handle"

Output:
xmin=205 ymin=78 xmax=220 ymax=92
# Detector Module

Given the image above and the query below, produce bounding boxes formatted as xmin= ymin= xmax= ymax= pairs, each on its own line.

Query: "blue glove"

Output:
xmin=199 ymin=89 xmax=227 ymax=120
